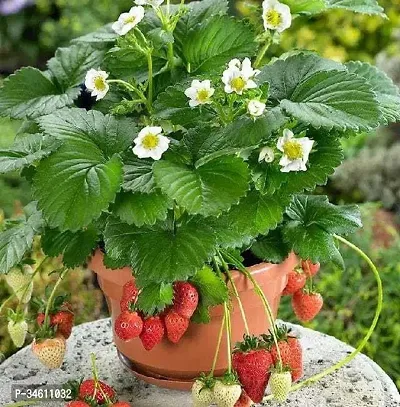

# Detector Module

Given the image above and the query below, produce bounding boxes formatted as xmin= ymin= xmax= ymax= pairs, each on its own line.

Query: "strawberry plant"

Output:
xmin=0 ymin=0 xmax=397 ymax=404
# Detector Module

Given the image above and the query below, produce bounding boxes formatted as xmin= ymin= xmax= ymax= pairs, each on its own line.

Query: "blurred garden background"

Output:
xmin=1 ymin=0 xmax=400 ymax=389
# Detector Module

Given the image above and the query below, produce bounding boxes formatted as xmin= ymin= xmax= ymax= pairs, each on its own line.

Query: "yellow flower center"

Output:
xmin=197 ymin=89 xmax=210 ymax=103
xmin=94 ymin=76 xmax=106 ymax=91
xmin=124 ymin=15 xmax=136 ymax=25
xmin=142 ymin=134 xmax=159 ymax=149
xmin=283 ymin=140 xmax=303 ymax=160
xmin=265 ymin=9 xmax=282 ymax=27
xmin=230 ymin=76 xmax=246 ymax=92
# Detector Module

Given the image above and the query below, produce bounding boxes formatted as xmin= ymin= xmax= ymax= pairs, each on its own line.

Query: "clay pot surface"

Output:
xmin=89 ymin=250 xmax=297 ymax=390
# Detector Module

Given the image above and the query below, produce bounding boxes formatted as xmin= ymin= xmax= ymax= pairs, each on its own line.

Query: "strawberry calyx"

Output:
xmin=270 ymin=363 xmax=292 ymax=374
xmin=6 ymin=308 xmax=25 ymax=324
xmin=196 ymin=372 xmax=216 ymax=391
xmin=261 ymin=324 xmax=298 ymax=346
xmin=219 ymin=371 xmax=240 ymax=386
xmin=34 ymin=323 xmax=58 ymax=342
xmin=234 ymin=334 xmax=267 ymax=353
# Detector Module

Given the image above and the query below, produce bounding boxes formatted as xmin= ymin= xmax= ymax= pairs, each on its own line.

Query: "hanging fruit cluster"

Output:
xmin=114 ymin=280 xmax=199 ymax=349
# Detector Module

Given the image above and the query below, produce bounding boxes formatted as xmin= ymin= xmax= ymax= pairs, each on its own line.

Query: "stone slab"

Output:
xmin=0 ymin=318 xmax=399 ymax=406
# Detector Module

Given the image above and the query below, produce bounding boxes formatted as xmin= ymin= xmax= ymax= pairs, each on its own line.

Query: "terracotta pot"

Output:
xmin=89 ymin=250 xmax=297 ymax=390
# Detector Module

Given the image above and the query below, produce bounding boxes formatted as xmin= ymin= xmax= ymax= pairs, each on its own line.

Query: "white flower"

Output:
xmin=277 ymin=129 xmax=314 ymax=172
xmin=85 ymin=69 xmax=109 ymax=100
xmin=248 ymin=100 xmax=266 ymax=117
xmin=222 ymin=57 xmax=260 ymax=95
xmin=259 ymin=147 xmax=275 ymax=163
xmin=184 ymin=80 xmax=215 ymax=107
xmin=132 ymin=126 xmax=170 ymax=160
xmin=112 ymin=6 xmax=145 ymax=36
xmin=262 ymin=0 xmax=292 ymax=33
xmin=135 ymin=0 xmax=164 ymax=6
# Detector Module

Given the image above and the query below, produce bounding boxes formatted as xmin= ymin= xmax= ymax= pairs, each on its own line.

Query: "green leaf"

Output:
xmin=211 ymin=189 xmax=287 ymax=249
xmin=190 ymin=266 xmax=228 ymax=324
xmin=0 ymin=204 xmax=43 ymax=274
xmin=282 ymin=195 xmax=362 ymax=264
xmin=175 ymin=0 xmax=228 ymax=47
xmin=182 ymin=16 xmax=257 ymax=73
xmin=104 ymin=216 xmax=216 ymax=286
xmin=251 ymin=131 xmax=343 ymax=195
xmin=189 ymin=109 xmax=288 ymax=166
xmin=153 ymin=155 xmax=250 ymax=217
xmin=47 ymin=43 xmax=106 ymax=89
xmin=153 ymin=82 xmax=215 ymax=128
xmin=113 ymin=191 xmax=170 ymax=227
xmin=33 ymin=140 xmax=123 ymax=231
xmin=280 ymin=0 xmax=326 ymax=14
xmin=346 ymin=61 xmax=400 ymax=125
xmin=37 ymin=108 xmax=136 ymax=156
xmin=135 ymin=283 xmax=174 ymax=316
xmin=191 ymin=266 xmax=228 ymax=307
xmin=257 ymin=53 xmax=345 ymax=101
xmin=73 ymin=23 xmax=118 ymax=44
xmin=251 ymin=228 xmax=291 ymax=264
xmin=104 ymin=47 xmax=166 ymax=82
xmin=121 ymin=152 xmax=156 ymax=194
xmin=41 ymin=226 xmax=99 ymax=268
xmin=0 ymin=68 xmax=76 ymax=120
xmin=0 ymin=134 xmax=62 ymax=174
xmin=326 ymin=0 xmax=385 ymax=15
xmin=281 ymin=70 xmax=380 ymax=131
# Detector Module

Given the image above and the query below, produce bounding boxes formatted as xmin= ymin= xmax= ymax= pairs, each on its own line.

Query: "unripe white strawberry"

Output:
xmin=8 ymin=319 xmax=28 ymax=348
xmin=32 ymin=336 xmax=66 ymax=369
xmin=270 ymin=371 xmax=292 ymax=402
xmin=213 ymin=380 xmax=241 ymax=407
xmin=5 ymin=265 xmax=34 ymax=303
xmin=192 ymin=379 xmax=214 ymax=407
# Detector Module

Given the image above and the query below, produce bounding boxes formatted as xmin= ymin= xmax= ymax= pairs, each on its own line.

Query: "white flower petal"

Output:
xmin=189 ymin=99 xmax=200 ymax=107
xmin=248 ymin=100 xmax=266 ymax=117
xmin=228 ymin=58 xmax=241 ymax=69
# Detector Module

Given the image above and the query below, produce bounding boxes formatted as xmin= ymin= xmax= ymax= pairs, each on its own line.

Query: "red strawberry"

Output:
xmin=292 ymin=290 xmax=323 ymax=322
xmin=120 ymin=281 xmax=139 ymax=312
xmin=52 ymin=311 xmax=74 ymax=339
xmin=114 ymin=311 xmax=143 ymax=341
xmin=66 ymin=402 xmax=90 ymax=407
xmin=173 ymin=281 xmax=199 ymax=319
xmin=79 ymin=379 xmax=116 ymax=404
xmin=140 ymin=316 xmax=165 ymax=351
xmin=164 ymin=310 xmax=189 ymax=343
xmin=232 ymin=335 xmax=273 ymax=403
xmin=234 ymin=391 xmax=252 ymax=407
xmin=282 ymin=269 xmax=306 ymax=296
xmin=268 ymin=326 xmax=303 ymax=382
xmin=37 ymin=313 xmax=45 ymax=326
xmin=301 ymin=260 xmax=320 ymax=277
xmin=111 ymin=403 xmax=131 ymax=407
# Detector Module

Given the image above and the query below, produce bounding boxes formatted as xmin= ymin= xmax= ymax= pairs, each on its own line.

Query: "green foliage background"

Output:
xmin=279 ymin=205 xmax=400 ymax=388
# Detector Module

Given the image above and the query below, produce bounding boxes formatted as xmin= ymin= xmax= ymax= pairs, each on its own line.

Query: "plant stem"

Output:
xmin=107 ymin=79 xmax=147 ymax=102
xmin=218 ymin=254 xmax=250 ymax=336
xmin=210 ymin=313 xmax=226 ymax=376
xmin=147 ymin=51 xmax=154 ymax=113
xmin=0 ymin=293 xmax=15 ymax=315
xmin=263 ymin=234 xmax=384 ymax=401
xmin=223 ymin=302 xmax=232 ymax=374
xmin=241 ymin=267 xmax=283 ymax=368
xmin=254 ymin=36 xmax=272 ymax=68
xmin=16 ymin=256 xmax=49 ymax=313
xmin=44 ymin=268 xmax=68 ymax=329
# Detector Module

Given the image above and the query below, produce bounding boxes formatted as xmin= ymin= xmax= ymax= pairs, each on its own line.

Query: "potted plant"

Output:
xmin=0 ymin=0 xmax=397 ymax=404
